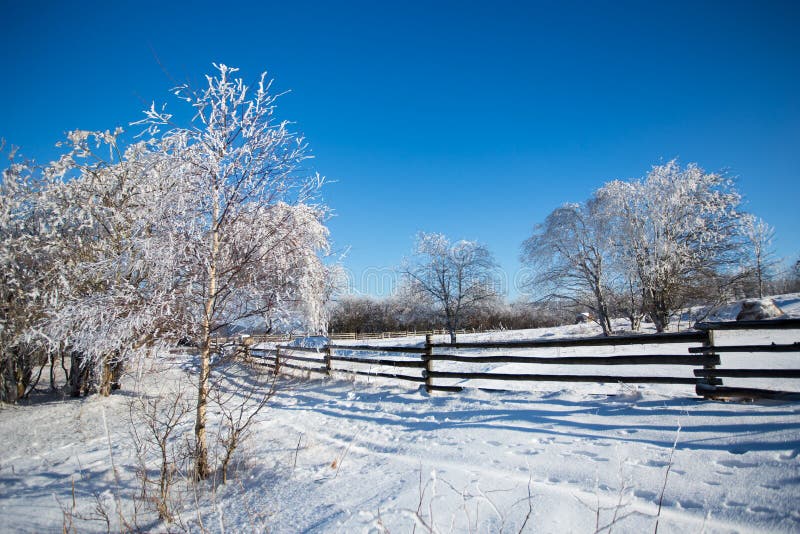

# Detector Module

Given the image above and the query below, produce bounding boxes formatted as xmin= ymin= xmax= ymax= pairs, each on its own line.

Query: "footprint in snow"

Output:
xmin=725 ymin=500 xmax=747 ymax=508
xmin=717 ymin=459 xmax=758 ymax=469
xmin=642 ymin=459 xmax=671 ymax=468
xmin=569 ymin=450 xmax=608 ymax=462
xmin=634 ymin=489 xmax=657 ymax=501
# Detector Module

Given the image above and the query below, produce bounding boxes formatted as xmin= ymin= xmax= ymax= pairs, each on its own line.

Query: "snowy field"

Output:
xmin=2 ymin=301 xmax=800 ymax=533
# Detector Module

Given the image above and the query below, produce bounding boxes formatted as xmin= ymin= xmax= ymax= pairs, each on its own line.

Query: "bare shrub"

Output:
xmin=129 ymin=381 xmax=193 ymax=523
xmin=209 ymin=357 xmax=278 ymax=484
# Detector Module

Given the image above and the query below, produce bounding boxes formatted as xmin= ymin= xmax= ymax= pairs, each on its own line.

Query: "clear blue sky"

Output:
xmin=2 ymin=0 xmax=798 ymax=299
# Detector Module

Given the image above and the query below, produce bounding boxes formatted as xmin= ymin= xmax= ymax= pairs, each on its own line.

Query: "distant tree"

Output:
xmin=521 ymin=198 xmax=615 ymax=335
xmin=741 ymin=214 xmax=778 ymax=298
xmin=401 ymin=232 xmax=499 ymax=343
xmin=598 ymin=161 xmax=743 ymax=332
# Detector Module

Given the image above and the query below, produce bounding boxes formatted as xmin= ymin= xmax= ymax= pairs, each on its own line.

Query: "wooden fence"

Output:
xmin=215 ymin=328 xmax=467 ymax=346
xmin=243 ymin=319 xmax=800 ymax=400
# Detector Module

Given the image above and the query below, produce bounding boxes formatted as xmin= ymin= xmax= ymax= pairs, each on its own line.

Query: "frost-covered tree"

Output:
xmin=42 ymin=131 xmax=192 ymax=396
xmin=521 ymin=198 xmax=615 ymax=336
xmin=0 ymin=151 xmax=63 ymax=402
xmin=402 ymin=232 xmax=499 ymax=343
xmin=598 ymin=161 xmax=743 ymax=332
xmin=138 ymin=64 xmax=329 ymax=479
xmin=741 ymin=214 xmax=777 ymax=298
xmin=0 ymin=131 xmax=189 ymax=401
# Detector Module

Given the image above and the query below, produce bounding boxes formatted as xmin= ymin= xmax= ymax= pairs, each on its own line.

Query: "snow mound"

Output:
xmin=736 ymin=298 xmax=786 ymax=321
xmin=696 ymin=293 xmax=800 ymax=323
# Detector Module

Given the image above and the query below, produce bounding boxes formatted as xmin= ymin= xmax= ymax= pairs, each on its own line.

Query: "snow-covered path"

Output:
xmin=214 ymin=378 xmax=800 ymax=533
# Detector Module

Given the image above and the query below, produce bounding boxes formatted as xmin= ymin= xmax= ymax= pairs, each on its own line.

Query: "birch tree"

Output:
xmin=139 ymin=64 xmax=329 ymax=479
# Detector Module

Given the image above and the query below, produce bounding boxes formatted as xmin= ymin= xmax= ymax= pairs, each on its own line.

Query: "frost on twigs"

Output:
xmin=0 ymin=63 xmax=334 ymax=425
xmin=131 ymin=63 xmax=332 ymax=479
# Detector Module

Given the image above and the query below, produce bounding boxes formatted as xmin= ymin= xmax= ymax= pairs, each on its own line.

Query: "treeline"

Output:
xmin=328 ymin=293 xmax=574 ymax=334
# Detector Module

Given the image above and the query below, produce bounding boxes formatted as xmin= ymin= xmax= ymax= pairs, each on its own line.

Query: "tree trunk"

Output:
xmin=195 ymin=194 xmax=219 ymax=480
xmin=97 ymin=352 xmax=124 ymax=396
xmin=15 ymin=361 xmax=25 ymax=400
xmin=1 ymin=351 xmax=19 ymax=404
xmin=445 ymin=314 xmax=457 ymax=344
xmin=49 ymin=351 xmax=57 ymax=391
xmin=111 ymin=358 xmax=123 ymax=390
xmin=592 ymin=287 xmax=612 ymax=336
xmin=98 ymin=355 xmax=113 ymax=397
xmin=628 ymin=313 xmax=641 ymax=331
xmin=68 ymin=351 xmax=89 ymax=397
xmin=651 ymin=301 xmax=670 ymax=333
xmin=194 ymin=343 xmax=211 ymax=480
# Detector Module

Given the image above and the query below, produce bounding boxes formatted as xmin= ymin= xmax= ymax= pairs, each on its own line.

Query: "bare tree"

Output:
xmin=401 ymin=232 xmax=499 ymax=343
xmin=521 ymin=199 xmax=615 ymax=336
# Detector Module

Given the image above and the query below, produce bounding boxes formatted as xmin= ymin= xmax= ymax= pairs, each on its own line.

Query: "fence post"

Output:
xmin=424 ymin=333 xmax=433 ymax=393
xmin=274 ymin=347 xmax=281 ymax=375
xmin=699 ymin=329 xmax=721 ymax=397
xmin=324 ymin=345 xmax=332 ymax=376
xmin=242 ymin=336 xmax=253 ymax=362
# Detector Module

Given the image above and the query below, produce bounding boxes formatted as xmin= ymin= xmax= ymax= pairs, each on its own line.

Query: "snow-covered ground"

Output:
xmin=2 ymin=300 xmax=800 ymax=533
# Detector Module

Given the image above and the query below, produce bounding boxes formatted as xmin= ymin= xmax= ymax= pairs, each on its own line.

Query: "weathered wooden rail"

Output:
xmin=214 ymin=328 xmax=470 ymax=346
xmin=244 ymin=318 xmax=800 ymax=400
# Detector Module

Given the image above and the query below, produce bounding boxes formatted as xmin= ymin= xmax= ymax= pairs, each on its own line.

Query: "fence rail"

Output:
xmin=217 ymin=328 xmax=470 ymax=346
xmin=241 ymin=319 xmax=800 ymax=401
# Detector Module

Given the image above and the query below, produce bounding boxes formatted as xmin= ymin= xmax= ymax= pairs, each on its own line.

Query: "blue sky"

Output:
xmin=2 ymin=1 xmax=798 ymax=298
